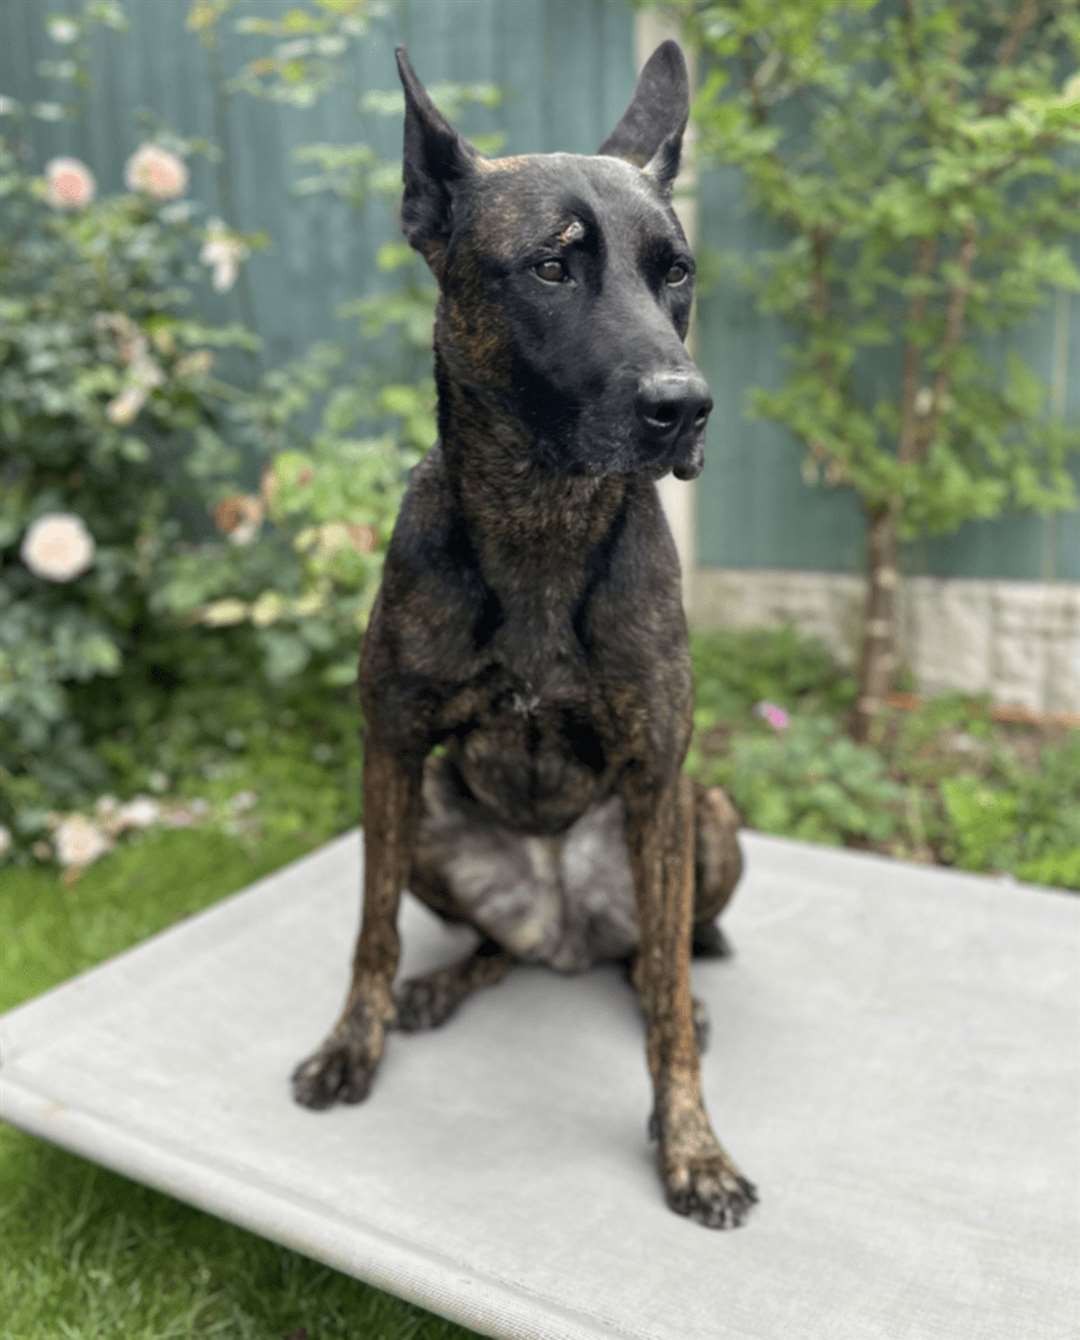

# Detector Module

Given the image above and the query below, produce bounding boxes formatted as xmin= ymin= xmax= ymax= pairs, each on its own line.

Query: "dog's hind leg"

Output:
xmin=691 ymin=781 xmax=743 ymax=960
xmin=394 ymin=938 xmax=513 ymax=1032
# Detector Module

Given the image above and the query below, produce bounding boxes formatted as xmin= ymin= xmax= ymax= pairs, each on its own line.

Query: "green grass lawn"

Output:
xmin=1 ymin=761 xmax=480 ymax=1339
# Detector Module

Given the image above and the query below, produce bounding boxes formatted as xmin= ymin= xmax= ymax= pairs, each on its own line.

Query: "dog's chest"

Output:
xmin=438 ymin=621 xmax=620 ymax=836
xmin=456 ymin=683 xmax=611 ymax=833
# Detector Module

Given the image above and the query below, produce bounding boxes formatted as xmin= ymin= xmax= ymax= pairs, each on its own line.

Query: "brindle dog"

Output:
xmin=291 ymin=40 xmax=757 ymax=1230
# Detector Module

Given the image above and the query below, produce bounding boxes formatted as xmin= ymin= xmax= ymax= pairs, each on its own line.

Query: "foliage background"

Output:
xmin=691 ymin=2 xmax=1080 ymax=586
xmin=1 ymin=7 xmax=1078 ymax=1339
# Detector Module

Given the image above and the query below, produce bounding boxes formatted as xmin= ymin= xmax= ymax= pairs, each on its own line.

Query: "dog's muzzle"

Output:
xmin=671 ymin=436 xmax=705 ymax=481
xmin=635 ymin=370 xmax=712 ymax=481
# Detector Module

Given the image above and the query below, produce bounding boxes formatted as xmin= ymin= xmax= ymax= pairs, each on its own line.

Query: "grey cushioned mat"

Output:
xmin=1 ymin=832 xmax=1078 ymax=1340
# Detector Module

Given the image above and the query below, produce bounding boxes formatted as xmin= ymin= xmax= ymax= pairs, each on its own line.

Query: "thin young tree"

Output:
xmin=679 ymin=0 xmax=1080 ymax=739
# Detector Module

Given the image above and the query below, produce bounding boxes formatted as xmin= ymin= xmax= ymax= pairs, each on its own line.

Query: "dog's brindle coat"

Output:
xmin=291 ymin=41 xmax=757 ymax=1229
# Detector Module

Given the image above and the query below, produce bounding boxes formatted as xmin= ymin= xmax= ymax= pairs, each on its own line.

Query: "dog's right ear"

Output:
xmin=396 ymin=47 xmax=478 ymax=272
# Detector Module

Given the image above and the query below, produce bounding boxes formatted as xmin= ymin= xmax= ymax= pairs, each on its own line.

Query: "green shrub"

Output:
xmin=939 ymin=776 xmax=1020 ymax=872
xmin=690 ymin=625 xmax=856 ymax=729
xmin=700 ymin=714 xmax=905 ymax=847
xmin=938 ymin=733 xmax=1080 ymax=887
xmin=153 ymin=343 xmax=425 ymax=689
xmin=0 ymin=131 xmax=262 ymax=848
xmin=886 ymin=693 xmax=1000 ymax=787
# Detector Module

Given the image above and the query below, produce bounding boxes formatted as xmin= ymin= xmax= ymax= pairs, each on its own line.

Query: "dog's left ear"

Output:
xmin=396 ymin=47 xmax=479 ymax=271
xmin=598 ymin=40 xmax=689 ymax=196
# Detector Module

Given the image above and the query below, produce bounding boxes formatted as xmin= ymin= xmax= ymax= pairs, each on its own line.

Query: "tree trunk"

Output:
xmin=853 ymin=506 xmax=900 ymax=743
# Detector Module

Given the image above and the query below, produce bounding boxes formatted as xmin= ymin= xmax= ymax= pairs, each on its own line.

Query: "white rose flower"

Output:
xmin=125 ymin=143 xmax=188 ymax=201
xmin=200 ymin=598 xmax=249 ymax=627
xmin=95 ymin=795 xmax=120 ymax=825
xmin=47 ymin=16 xmax=79 ymax=43
xmin=21 ymin=513 xmax=95 ymax=582
xmin=0 ymin=825 xmax=12 ymax=860
xmin=200 ymin=219 xmax=248 ymax=293
xmin=131 ymin=353 xmax=165 ymax=391
xmin=117 ymin=796 xmax=160 ymax=830
xmin=45 ymin=156 xmax=95 ymax=209
xmin=54 ymin=815 xmax=110 ymax=868
xmin=106 ymin=385 xmax=147 ymax=425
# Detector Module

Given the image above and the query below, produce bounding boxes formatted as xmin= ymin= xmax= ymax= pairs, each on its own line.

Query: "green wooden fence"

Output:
xmin=2 ymin=0 xmax=1077 ymax=583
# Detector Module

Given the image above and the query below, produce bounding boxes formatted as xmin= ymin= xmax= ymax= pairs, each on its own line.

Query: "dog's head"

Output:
xmin=396 ymin=42 xmax=711 ymax=482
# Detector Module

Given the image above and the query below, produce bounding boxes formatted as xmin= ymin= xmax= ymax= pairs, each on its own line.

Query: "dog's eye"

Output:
xmin=665 ymin=262 xmax=690 ymax=287
xmin=533 ymin=258 xmax=568 ymax=284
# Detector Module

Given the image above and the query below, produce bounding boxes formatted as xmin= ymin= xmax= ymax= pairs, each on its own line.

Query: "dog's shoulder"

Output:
xmin=366 ymin=443 xmax=493 ymax=681
xmin=382 ymin=444 xmax=478 ymax=595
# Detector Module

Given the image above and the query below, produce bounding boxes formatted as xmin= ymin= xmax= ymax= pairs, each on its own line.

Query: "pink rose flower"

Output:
xmin=45 ymin=156 xmax=96 ymax=210
xmin=125 ymin=144 xmax=188 ymax=201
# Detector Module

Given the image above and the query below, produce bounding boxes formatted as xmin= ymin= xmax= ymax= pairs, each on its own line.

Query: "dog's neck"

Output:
xmin=435 ymin=366 xmax=630 ymax=561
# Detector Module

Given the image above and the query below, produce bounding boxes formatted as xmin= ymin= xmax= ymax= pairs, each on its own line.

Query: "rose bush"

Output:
xmin=0 ymin=134 xmax=421 ymax=868
xmin=0 ymin=131 xmax=260 ymax=863
xmin=0 ymin=2 xmax=490 ymax=871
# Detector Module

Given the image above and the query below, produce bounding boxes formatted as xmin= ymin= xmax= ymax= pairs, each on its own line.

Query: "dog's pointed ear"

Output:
xmin=598 ymin=40 xmax=689 ymax=194
xmin=396 ymin=47 xmax=478 ymax=268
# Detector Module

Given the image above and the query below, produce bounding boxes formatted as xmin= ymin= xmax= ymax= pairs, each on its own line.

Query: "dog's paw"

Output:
xmin=393 ymin=971 xmax=459 ymax=1033
xmin=662 ymin=1150 xmax=758 ymax=1230
xmin=290 ymin=1014 xmax=383 ymax=1110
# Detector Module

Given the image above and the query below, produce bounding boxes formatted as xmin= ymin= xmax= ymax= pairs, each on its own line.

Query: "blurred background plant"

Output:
xmin=0 ymin=0 xmax=1076 ymax=899
xmin=681 ymin=0 xmax=1080 ymax=740
xmin=0 ymin=0 xmax=496 ymax=870
xmin=0 ymin=123 xmax=262 ymax=857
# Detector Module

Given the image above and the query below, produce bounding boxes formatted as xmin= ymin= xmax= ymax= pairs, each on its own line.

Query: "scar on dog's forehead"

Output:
xmin=469 ymin=154 xmax=674 ymax=258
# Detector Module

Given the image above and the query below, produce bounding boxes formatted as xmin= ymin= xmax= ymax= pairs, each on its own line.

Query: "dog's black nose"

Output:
xmin=635 ymin=371 xmax=713 ymax=442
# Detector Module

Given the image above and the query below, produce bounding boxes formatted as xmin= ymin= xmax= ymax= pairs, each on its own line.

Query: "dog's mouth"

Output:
xmin=671 ymin=435 xmax=705 ymax=481
xmin=633 ymin=425 xmax=706 ymax=482
xmin=533 ymin=402 xmax=709 ymax=481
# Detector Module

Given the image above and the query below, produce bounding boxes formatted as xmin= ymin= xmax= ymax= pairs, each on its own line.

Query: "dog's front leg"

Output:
xmin=291 ymin=737 xmax=421 ymax=1109
xmin=624 ymin=770 xmax=757 ymax=1228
